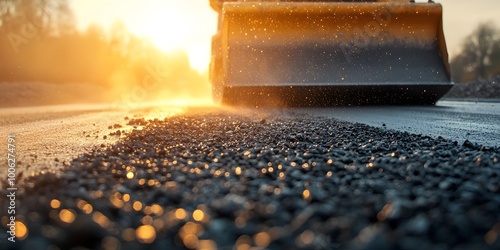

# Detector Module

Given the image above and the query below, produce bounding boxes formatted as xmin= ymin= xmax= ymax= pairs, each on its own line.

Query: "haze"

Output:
xmin=70 ymin=0 xmax=500 ymax=72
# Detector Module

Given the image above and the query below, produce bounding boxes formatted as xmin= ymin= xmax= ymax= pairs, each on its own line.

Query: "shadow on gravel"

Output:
xmin=2 ymin=110 xmax=500 ymax=250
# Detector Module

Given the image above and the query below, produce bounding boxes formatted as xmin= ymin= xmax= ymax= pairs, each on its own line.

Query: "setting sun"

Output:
xmin=70 ymin=0 xmax=217 ymax=72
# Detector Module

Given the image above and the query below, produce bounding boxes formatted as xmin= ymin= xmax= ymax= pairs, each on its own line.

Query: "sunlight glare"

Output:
xmin=71 ymin=0 xmax=217 ymax=72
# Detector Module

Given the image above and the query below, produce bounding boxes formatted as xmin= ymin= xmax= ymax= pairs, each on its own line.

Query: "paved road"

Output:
xmin=291 ymin=100 xmax=500 ymax=146
xmin=1 ymin=100 xmax=498 ymax=183
xmin=0 ymin=103 xmax=186 ymax=182
xmin=4 ymin=102 xmax=500 ymax=250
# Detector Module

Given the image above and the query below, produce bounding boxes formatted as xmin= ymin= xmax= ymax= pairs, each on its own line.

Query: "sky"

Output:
xmin=438 ymin=0 xmax=500 ymax=55
xmin=70 ymin=0 xmax=500 ymax=72
xmin=70 ymin=0 xmax=218 ymax=72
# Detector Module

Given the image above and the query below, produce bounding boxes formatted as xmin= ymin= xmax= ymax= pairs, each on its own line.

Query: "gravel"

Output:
xmin=445 ymin=76 xmax=500 ymax=99
xmin=1 ymin=110 xmax=500 ymax=250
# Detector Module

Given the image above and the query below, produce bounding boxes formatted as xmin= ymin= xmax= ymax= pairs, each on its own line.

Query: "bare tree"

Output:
xmin=460 ymin=22 xmax=499 ymax=80
xmin=0 ymin=0 xmax=75 ymax=36
xmin=490 ymin=38 xmax=500 ymax=77
xmin=0 ymin=1 xmax=16 ymax=18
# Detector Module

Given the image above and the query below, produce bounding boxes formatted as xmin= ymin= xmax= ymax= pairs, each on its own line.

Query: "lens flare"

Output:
xmin=136 ymin=225 xmax=156 ymax=244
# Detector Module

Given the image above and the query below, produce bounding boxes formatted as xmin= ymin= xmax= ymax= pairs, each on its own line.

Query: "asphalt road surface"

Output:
xmin=1 ymin=101 xmax=499 ymax=249
xmin=1 ymin=100 xmax=498 ymax=182
xmin=0 ymin=103 xmax=186 ymax=183
xmin=289 ymin=100 xmax=500 ymax=147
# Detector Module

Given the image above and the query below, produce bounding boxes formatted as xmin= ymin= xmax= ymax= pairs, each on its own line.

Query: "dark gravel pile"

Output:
xmin=2 ymin=111 xmax=500 ymax=250
xmin=445 ymin=76 xmax=500 ymax=99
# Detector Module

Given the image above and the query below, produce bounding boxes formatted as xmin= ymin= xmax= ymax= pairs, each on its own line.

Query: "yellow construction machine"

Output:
xmin=209 ymin=0 xmax=452 ymax=106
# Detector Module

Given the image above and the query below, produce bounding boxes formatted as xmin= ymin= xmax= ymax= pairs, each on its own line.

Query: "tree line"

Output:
xmin=0 ymin=0 xmax=210 ymax=103
xmin=451 ymin=22 xmax=500 ymax=83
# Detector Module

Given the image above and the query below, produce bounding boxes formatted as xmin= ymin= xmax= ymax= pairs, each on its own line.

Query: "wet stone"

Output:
xmin=438 ymin=180 xmax=457 ymax=190
xmin=404 ymin=214 xmax=430 ymax=236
